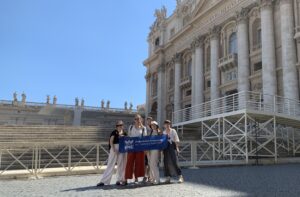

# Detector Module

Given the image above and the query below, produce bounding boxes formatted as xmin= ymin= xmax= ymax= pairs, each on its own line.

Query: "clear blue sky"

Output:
xmin=0 ymin=0 xmax=176 ymax=108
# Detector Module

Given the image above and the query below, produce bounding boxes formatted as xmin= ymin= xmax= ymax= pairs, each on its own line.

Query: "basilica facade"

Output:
xmin=144 ymin=0 xmax=300 ymax=125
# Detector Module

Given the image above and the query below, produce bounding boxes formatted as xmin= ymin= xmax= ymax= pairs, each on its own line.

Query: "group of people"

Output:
xmin=97 ymin=114 xmax=184 ymax=186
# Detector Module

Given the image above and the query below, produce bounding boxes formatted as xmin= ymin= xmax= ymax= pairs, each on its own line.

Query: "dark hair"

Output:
xmin=164 ymin=120 xmax=172 ymax=124
xmin=115 ymin=120 xmax=124 ymax=127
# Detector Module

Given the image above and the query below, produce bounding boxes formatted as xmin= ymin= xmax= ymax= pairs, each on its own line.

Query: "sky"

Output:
xmin=0 ymin=0 xmax=176 ymax=108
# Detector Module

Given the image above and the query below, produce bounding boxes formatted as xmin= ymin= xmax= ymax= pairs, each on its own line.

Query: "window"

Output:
xmin=257 ymin=28 xmax=261 ymax=45
xmin=186 ymin=89 xmax=192 ymax=96
xmin=254 ymin=62 xmax=262 ymax=72
xmin=206 ymin=46 xmax=211 ymax=72
xmin=226 ymin=70 xmax=237 ymax=81
xmin=187 ymin=59 xmax=192 ymax=77
xmin=170 ymin=28 xmax=175 ymax=37
xmin=229 ymin=32 xmax=237 ymax=54
xmin=151 ymin=75 xmax=158 ymax=97
xmin=207 ymin=80 xmax=211 ymax=88
xmin=154 ymin=37 xmax=160 ymax=47
xmin=252 ymin=18 xmax=261 ymax=47
xmin=169 ymin=69 xmax=174 ymax=88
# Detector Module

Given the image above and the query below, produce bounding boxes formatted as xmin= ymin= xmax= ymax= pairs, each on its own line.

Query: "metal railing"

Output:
xmin=173 ymin=91 xmax=300 ymax=124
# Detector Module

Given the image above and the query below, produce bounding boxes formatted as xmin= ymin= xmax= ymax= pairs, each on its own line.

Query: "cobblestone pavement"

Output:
xmin=1 ymin=164 xmax=300 ymax=197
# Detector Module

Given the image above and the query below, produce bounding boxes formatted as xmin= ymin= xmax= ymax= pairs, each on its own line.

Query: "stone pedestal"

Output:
xmin=73 ymin=107 xmax=83 ymax=126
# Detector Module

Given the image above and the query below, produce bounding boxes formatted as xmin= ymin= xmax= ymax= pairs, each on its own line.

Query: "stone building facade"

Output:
xmin=144 ymin=0 xmax=300 ymax=125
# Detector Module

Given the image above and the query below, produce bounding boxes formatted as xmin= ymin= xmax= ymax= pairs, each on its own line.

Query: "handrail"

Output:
xmin=173 ymin=91 xmax=300 ymax=124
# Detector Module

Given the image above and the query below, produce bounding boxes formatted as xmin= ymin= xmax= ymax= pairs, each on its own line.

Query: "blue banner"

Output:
xmin=119 ymin=135 xmax=168 ymax=153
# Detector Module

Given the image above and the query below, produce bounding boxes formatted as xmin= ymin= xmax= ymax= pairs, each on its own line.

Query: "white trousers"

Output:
xmin=148 ymin=150 xmax=160 ymax=183
xmin=100 ymin=144 xmax=127 ymax=184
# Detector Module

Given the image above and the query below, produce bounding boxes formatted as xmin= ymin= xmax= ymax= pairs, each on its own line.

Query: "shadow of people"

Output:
xmin=61 ymin=182 xmax=175 ymax=192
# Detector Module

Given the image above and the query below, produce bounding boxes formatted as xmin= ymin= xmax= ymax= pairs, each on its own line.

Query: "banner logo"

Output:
xmin=124 ymin=139 xmax=134 ymax=151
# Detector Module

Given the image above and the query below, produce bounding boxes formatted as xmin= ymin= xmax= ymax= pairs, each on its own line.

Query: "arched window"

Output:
xmin=229 ymin=32 xmax=237 ymax=54
xmin=151 ymin=74 xmax=158 ymax=96
xmin=252 ymin=18 xmax=261 ymax=47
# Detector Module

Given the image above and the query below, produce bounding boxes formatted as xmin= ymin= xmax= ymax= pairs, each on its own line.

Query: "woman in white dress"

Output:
xmin=148 ymin=121 xmax=162 ymax=184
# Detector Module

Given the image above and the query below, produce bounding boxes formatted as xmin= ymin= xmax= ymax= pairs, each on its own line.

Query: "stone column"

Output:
xmin=157 ymin=64 xmax=166 ymax=126
xmin=173 ymin=53 xmax=182 ymax=122
xmin=280 ymin=0 xmax=299 ymax=100
xmin=210 ymin=26 xmax=221 ymax=113
xmin=191 ymin=41 xmax=196 ymax=107
xmin=260 ymin=0 xmax=277 ymax=102
xmin=193 ymin=36 xmax=205 ymax=106
xmin=145 ymin=71 xmax=152 ymax=116
xmin=237 ymin=8 xmax=250 ymax=108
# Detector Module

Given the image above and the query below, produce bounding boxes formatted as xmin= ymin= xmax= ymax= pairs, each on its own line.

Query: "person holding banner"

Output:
xmin=123 ymin=114 xmax=147 ymax=185
xmin=163 ymin=120 xmax=184 ymax=184
xmin=97 ymin=120 xmax=127 ymax=186
xmin=143 ymin=116 xmax=153 ymax=183
xmin=148 ymin=121 xmax=162 ymax=184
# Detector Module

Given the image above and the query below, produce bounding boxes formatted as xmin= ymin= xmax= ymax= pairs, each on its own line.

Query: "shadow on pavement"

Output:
xmin=61 ymin=182 xmax=175 ymax=192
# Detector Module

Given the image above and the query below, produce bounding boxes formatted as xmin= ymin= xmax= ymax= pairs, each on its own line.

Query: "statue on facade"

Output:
xmin=154 ymin=5 xmax=167 ymax=20
xmin=151 ymin=5 xmax=167 ymax=32
xmin=81 ymin=98 xmax=84 ymax=107
xmin=75 ymin=97 xmax=79 ymax=106
xmin=129 ymin=102 xmax=133 ymax=111
xmin=124 ymin=101 xmax=128 ymax=110
xmin=53 ymin=95 xmax=57 ymax=105
xmin=46 ymin=95 xmax=50 ymax=104
xmin=106 ymin=100 xmax=110 ymax=109
xmin=13 ymin=92 xmax=18 ymax=102
xmin=101 ymin=99 xmax=105 ymax=109
xmin=21 ymin=92 xmax=26 ymax=104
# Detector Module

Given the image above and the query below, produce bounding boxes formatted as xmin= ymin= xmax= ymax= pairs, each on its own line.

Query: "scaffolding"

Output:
xmin=173 ymin=91 xmax=300 ymax=164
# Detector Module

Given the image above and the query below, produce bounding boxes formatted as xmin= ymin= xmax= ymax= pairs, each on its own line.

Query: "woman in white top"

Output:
xmin=148 ymin=121 xmax=162 ymax=184
xmin=124 ymin=114 xmax=147 ymax=185
xmin=163 ymin=120 xmax=184 ymax=183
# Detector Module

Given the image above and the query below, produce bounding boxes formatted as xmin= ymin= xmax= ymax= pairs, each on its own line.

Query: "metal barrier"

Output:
xmin=0 ymin=142 xmax=110 ymax=178
xmin=0 ymin=141 xmax=251 ymax=178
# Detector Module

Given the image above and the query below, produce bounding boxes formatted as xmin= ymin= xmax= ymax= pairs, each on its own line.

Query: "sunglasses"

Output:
xmin=116 ymin=124 xmax=123 ymax=127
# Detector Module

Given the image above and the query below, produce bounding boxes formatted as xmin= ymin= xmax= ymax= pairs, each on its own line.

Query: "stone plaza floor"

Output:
xmin=1 ymin=164 xmax=300 ymax=197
